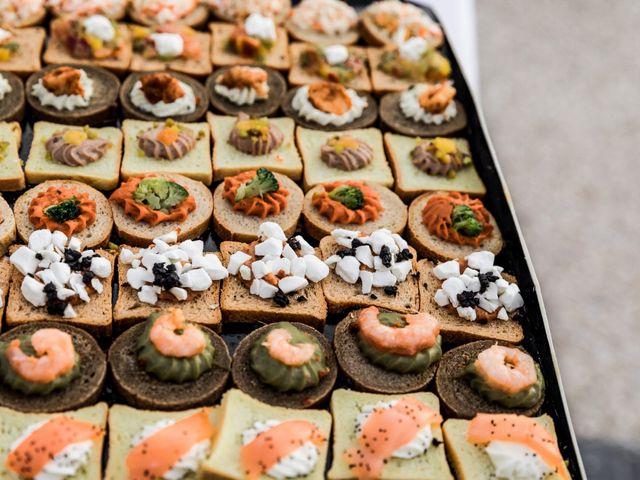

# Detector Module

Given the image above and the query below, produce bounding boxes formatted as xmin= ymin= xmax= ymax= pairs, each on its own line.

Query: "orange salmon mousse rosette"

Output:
xmin=240 ymin=419 xmax=327 ymax=480
xmin=312 ymin=181 xmax=383 ymax=225
xmin=28 ymin=186 xmax=96 ymax=237
xmin=467 ymin=413 xmax=571 ymax=480
xmin=344 ymin=396 xmax=443 ymax=480
xmin=126 ymin=409 xmax=214 ymax=480
xmin=5 ymin=416 xmax=104 ymax=478
xmin=223 ymin=170 xmax=289 ymax=219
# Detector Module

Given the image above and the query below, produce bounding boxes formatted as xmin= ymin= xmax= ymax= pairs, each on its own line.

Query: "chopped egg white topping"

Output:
xmin=324 ymin=228 xmax=414 ymax=295
xmin=9 ymin=229 xmax=112 ymax=317
xmin=120 ymin=231 xmax=228 ymax=306
xmin=244 ymin=12 xmax=276 ymax=42
xmin=225 ymin=222 xmax=329 ymax=301
xmin=485 ymin=440 xmax=554 ymax=480
xmin=291 ymin=85 xmax=367 ymax=127
xmin=241 ymin=420 xmax=319 ymax=479
xmin=31 ymin=70 xmax=94 ymax=112
xmin=399 ymin=83 xmax=457 ymax=125
xmin=432 ymin=251 xmax=524 ymax=321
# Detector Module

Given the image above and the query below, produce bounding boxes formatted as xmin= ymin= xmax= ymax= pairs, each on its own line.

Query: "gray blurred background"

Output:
xmin=469 ymin=0 xmax=639 ymax=477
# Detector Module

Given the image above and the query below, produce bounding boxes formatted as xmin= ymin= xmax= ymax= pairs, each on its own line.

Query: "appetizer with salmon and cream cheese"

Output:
xmin=285 ymin=0 xmax=359 ymax=46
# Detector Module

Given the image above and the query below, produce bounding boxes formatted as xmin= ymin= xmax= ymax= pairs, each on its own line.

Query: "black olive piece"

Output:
xmin=383 ymin=286 xmax=398 ymax=296
xmin=273 ymin=290 xmax=290 ymax=307
xmin=457 ymin=290 xmax=480 ymax=308
xmin=379 ymin=245 xmax=393 ymax=268
xmin=287 ymin=237 xmax=301 ymax=251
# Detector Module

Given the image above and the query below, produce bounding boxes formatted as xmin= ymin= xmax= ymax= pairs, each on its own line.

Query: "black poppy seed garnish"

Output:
xmin=383 ymin=285 xmax=398 ymax=296
xmin=351 ymin=237 xmax=364 ymax=248
xmin=152 ymin=262 xmax=181 ymax=290
xmin=273 ymin=289 xmax=290 ymax=307
xmin=457 ymin=290 xmax=480 ymax=308
xmin=287 ymin=237 xmax=301 ymax=251
xmin=478 ymin=272 xmax=499 ymax=293
xmin=379 ymin=245 xmax=393 ymax=267
xmin=395 ymin=248 xmax=413 ymax=262
xmin=337 ymin=247 xmax=356 ymax=258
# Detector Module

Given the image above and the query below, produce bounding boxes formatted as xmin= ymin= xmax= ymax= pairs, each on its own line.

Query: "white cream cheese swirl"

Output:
xmin=355 ymin=401 xmax=434 ymax=459
xmin=485 ymin=441 xmax=555 ymax=480
xmin=214 ymin=83 xmax=269 ymax=106
xmin=400 ymin=84 xmax=457 ymax=125
xmin=242 ymin=420 xmax=319 ymax=479
xmin=291 ymin=85 xmax=367 ymax=127
xmin=31 ymin=71 xmax=94 ymax=111
xmin=130 ymin=80 xmax=196 ymax=117
xmin=0 ymin=73 xmax=12 ymax=100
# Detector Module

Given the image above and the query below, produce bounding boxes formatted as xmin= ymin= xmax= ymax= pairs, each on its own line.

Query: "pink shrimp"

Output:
xmin=149 ymin=308 xmax=206 ymax=358
xmin=474 ymin=345 xmax=537 ymax=394
xmin=262 ymin=328 xmax=315 ymax=366
xmin=5 ymin=329 xmax=76 ymax=383
xmin=357 ymin=306 xmax=440 ymax=356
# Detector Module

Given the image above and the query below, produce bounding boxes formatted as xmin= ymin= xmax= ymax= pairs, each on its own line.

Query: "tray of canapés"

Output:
xmin=0 ymin=0 xmax=583 ymax=478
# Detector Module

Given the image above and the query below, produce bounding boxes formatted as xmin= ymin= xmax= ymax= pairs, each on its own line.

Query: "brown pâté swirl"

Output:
xmin=45 ymin=132 xmax=111 ymax=167
xmin=411 ymin=140 xmax=468 ymax=177
xmin=138 ymin=126 xmax=196 ymax=160
xmin=228 ymin=113 xmax=284 ymax=156
xmin=320 ymin=136 xmax=373 ymax=171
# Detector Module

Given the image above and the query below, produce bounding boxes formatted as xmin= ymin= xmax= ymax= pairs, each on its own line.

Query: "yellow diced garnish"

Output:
xmin=0 ymin=48 xmax=11 ymax=62
xmin=432 ymin=137 xmax=457 ymax=155
xmin=85 ymin=34 xmax=103 ymax=52
xmin=63 ymin=130 xmax=88 ymax=146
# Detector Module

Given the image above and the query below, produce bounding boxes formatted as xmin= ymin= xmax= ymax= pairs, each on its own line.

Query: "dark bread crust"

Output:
xmin=435 ymin=340 xmax=545 ymax=419
xmin=379 ymin=93 xmax=467 ymax=137
xmin=333 ymin=310 xmax=438 ymax=394
xmin=206 ymin=66 xmax=287 ymax=117
xmin=231 ymin=322 xmax=337 ymax=408
xmin=281 ymin=87 xmax=378 ymax=132
xmin=26 ymin=64 xmax=120 ymax=126
xmin=120 ymin=71 xmax=209 ymax=123
xmin=0 ymin=72 xmax=25 ymax=122
xmin=108 ymin=322 xmax=231 ymax=410
xmin=0 ymin=322 xmax=106 ymax=413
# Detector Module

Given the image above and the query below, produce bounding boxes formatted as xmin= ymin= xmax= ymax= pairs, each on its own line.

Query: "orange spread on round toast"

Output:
xmin=28 ymin=186 xmax=96 ymax=236
xmin=312 ymin=181 xmax=382 ymax=225
xmin=223 ymin=170 xmax=289 ymax=219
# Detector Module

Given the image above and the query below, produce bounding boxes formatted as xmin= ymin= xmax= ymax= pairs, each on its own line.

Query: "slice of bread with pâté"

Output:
xmin=200 ymin=388 xmax=332 ymax=480
xmin=407 ymin=191 xmax=504 ymax=262
xmin=0 ymin=27 xmax=45 ymax=75
xmin=435 ymin=340 xmax=545 ymax=419
xmin=209 ymin=112 xmax=303 ymax=181
xmin=105 ymin=404 xmax=219 ymax=480
xmin=212 ymin=169 xmax=304 ymax=242
xmin=25 ymin=121 xmax=123 ymax=191
xmin=0 ymin=122 xmax=26 ymax=191
xmin=302 ymin=182 xmax=407 ymax=242
xmin=13 ymin=180 xmax=114 ymax=249
xmin=220 ymin=241 xmax=328 ymax=330
xmin=384 ymin=132 xmax=486 ymax=202
xmin=417 ymin=258 xmax=524 ymax=344
xmin=109 ymin=172 xmax=213 ymax=247
xmin=295 ymin=126 xmax=394 ymax=190
xmin=121 ymin=119 xmax=212 ymax=185
xmin=0 ymin=196 xmax=17 ymax=255
xmin=327 ymin=389 xmax=453 ymax=480
xmin=0 ymin=322 xmax=106 ymax=413
xmin=0 ymin=402 xmax=107 ymax=480
xmin=231 ymin=322 xmax=338 ymax=409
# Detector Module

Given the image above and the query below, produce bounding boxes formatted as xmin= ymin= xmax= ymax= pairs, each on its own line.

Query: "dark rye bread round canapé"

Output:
xmin=26 ymin=64 xmax=120 ymax=126
xmin=379 ymin=92 xmax=467 ymax=137
xmin=108 ymin=322 xmax=231 ymax=410
xmin=435 ymin=340 xmax=545 ymax=419
xmin=0 ymin=322 xmax=106 ymax=413
xmin=281 ymin=87 xmax=378 ymax=131
xmin=333 ymin=310 xmax=439 ymax=394
xmin=0 ymin=72 xmax=25 ymax=122
xmin=206 ymin=66 xmax=287 ymax=117
xmin=232 ymin=322 xmax=338 ymax=409
xmin=119 ymin=71 xmax=209 ymax=123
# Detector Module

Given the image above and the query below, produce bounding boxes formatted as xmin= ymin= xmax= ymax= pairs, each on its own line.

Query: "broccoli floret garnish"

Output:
xmin=133 ymin=178 xmax=189 ymax=213
xmin=451 ymin=205 xmax=483 ymax=237
xmin=235 ymin=168 xmax=279 ymax=202
xmin=44 ymin=197 xmax=81 ymax=223
xmin=328 ymin=185 xmax=364 ymax=210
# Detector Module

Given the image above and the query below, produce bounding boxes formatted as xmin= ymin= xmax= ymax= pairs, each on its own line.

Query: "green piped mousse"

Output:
xmin=0 ymin=335 xmax=80 ymax=395
xmin=250 ymin=322 xmax=329 ymax=393
xmin=136 ymin=311 xmax=215 ymax=383
xmin=357 ymin=311 xmax=442 ymax=374
xmin=465 ymin=361 xmax=545 ymax=409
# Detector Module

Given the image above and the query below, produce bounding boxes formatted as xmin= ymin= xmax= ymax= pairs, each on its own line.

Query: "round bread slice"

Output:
xmin=359 ymin=8 xmax=444 ymax=48
xmin=111 ymin=173 xmax=213 ymax=247
xmin=232 ymin=322 xmax=338 ymax=409
xmin=285 ymin=20 xmax=359 ymax=46
xmin=109 ymin=321 xmax=231 ymax=410
xmin=205 ymin=66 xmax=287 ymax=117
xmin=333 ymin=310 xmax=439 ymax=394
xmin=120 ymin=71 xmax=209 ymax=123
xmin=281 ymin=87 xmax=378 ymax=131
xmin=26 ymin=64 xmax=120 ymax=126
xmin=14 ymin=180 xmax=113 ymax=249
xmin=407 ymin=191 xmax=503 ymax=262
xmin=302 ymin=182 xmax=408 ymax=242
xmin=213 ymin=171 xmax=304 ymax=242
xmin=379 ymin=93 xmax=467 ymax=137
xmin=210 ymin=0 xmax=291 ymax=24
xmin=128 ymin=4 xmax=210 ymax=27
xmin=435 ymin=340 xmax=545 ymax=419
xmin=9 ymin=6 xmax=46 ymax=27
xmin=0 ymin=322 xmax=106 ymax=413
xmin=0 ymin=72 xmax=25 ymax=123
xmin=0 ymin=194 xmax=17 ymax=255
